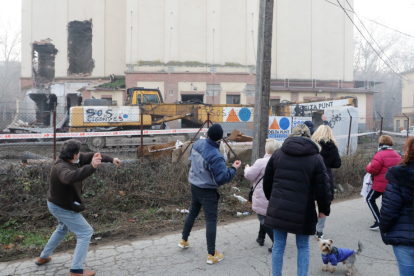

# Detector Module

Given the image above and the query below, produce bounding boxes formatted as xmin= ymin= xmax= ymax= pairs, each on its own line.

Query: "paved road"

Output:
xmin=0 ymin=198 xmax=399 ymax=276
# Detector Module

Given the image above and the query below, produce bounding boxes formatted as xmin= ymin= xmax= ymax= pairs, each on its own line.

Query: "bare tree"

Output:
xmin=0 ymin=20 xmax=21 ymax=110
xmin=353 ymin=19 xmax=414 ymax=129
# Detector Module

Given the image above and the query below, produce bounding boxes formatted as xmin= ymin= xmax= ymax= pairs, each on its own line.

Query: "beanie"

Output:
xmin=207 ymin=124 xmax=224 ymax=142
xmin=304 ymin=121 xmax=315 ymax=135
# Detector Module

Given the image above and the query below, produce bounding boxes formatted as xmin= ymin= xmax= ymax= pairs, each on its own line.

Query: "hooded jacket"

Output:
xmin=48 ymin=153 xmax=113 ymax=212
xmin=318 ymin=140 xmax=341 ymax=201
xmin=244 ymin=153 xmax=272 ymax=216
xmin=188 ymin=138 xmax=236 ymax=189
xmin=379 ymin=164 xmax=414 ymax=246
xmin=263 ymin=136 xmax=331 ymax=235
xmin=366 ymin=149 xmax=401 ymax=193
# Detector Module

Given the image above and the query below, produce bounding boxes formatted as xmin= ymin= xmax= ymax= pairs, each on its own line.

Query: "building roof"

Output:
xmin=394 ymin=112 xmax=414 ymax=118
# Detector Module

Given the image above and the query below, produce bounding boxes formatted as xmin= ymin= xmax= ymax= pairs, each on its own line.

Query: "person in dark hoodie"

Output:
xmin=263 ymin=124 xmax=331 ymax=276
xmin=380 ymin=137 xmax=414 ymax=276
xmin=34 ymin=139 xmax=121 ymax=276
xmin=312 ymin=124 xmax=341 ymax=239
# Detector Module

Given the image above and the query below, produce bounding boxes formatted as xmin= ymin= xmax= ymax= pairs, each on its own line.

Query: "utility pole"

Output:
xmin=252 ymin=0 xmax=274 ymax=163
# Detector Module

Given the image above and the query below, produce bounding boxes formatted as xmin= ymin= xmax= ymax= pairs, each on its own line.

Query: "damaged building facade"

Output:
xmin=20 ymin=0 xmax=375 ymax=130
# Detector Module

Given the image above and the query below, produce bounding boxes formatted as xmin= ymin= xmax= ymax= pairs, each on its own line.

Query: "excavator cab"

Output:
xmin=126 ymin=87 xmax=163 ymax=105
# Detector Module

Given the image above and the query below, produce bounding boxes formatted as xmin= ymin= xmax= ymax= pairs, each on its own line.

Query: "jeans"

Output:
xmin=182 ymin=184 xmax=220 ymax=255
xmin=367 ymin=189 xmax=383 ymax=223
xmin=317 ymin=217 xmax=326 ymax=233
xmin=272 ymin=229 xmax=310 ymax=276
xmin=40 ymin=201 xmax=93 ymax=270
xmin=257 ymin=214 xmax=274 ymax=242
xmin=393 ymin=245 xmax=414 ymax=276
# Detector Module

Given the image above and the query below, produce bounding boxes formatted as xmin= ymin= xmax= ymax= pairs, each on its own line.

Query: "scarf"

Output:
xmin=378 ymin=144 xmax=393 ymax=152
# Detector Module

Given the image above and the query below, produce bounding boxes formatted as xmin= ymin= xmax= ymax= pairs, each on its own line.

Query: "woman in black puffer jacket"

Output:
xmin=380 ymin=137 xmax=414 ymax=276
xmin=312 ymin=124 xmax=341 ymax=239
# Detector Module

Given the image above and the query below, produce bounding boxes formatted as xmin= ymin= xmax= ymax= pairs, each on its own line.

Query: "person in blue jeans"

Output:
xmin=380 ymin=137 xmax=414 ymax=276
xmin=34 ymin=139 xmax=121 ymax=276
xmin=178 ymin=124 xmax=241 ymax=264
xmin=263 ymin=124 xmax=332 ymax=276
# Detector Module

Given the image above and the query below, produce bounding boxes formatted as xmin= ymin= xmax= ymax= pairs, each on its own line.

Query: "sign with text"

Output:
xmin=83 ymin=107 xmax=140 ymax=123
xmin=292 ymin=117 xmax=312 ymax=129
xmin=268 ymin=116 xmax=292 ymax=144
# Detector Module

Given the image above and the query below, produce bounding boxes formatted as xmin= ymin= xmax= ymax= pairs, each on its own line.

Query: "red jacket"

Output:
xmin=366 ymin=149 xmax=401 ymax=193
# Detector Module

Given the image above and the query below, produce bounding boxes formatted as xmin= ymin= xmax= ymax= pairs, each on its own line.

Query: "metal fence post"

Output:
xmin=377 ymin=112 xmax=383 ymax=136
xmin=53 ymin=102 xmax=57 ymax=160
xmin=140 ymin=106 xmax=144 ymax=160
xmin=347 ymin=110 xmax=352 ymax=156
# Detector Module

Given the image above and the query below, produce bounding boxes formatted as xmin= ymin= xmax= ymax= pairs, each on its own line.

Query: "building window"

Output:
xmin=270 ymin=99 xmax=280 ymax=115
xmin=101 ymin=95 xmax=112 ymax=106
xmin=396 ymin=120 xmax=400 ymax=131
xmin=303 ymin=97 xmax=326 ymax=101
xmin=181 ymin=94 xmax=203 ymax=103
xmin=404 ymin=120 xmax=408 ymax=130
xmin=68 ymin=20 xmax=95 ymax=75
xmin=227 ymin=95 xmax=240 ymax=104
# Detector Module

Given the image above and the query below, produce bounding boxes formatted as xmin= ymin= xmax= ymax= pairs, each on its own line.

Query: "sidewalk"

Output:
xmin=0 ymin=198 xmax=399 ymax=276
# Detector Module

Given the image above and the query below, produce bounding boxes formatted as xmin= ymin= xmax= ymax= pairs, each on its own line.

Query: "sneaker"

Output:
xmin=268 ymin=247 xmax=272 ymax=253
xmin=370 ymin=222 xmax=380 ymax=230
xmin=178 ymin=239 xmax=189 ymax=249
xmin=316 ymin=232 xmax=324 ymax=239
xmin=207 ymin=250 xmax=224 ymax=264
xmin=256 ymin=238 xmax=265 ymax=246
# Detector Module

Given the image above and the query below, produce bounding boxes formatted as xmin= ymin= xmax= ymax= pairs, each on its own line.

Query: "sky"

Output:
xmin=0 ymin=0 xmax=414 ymax=61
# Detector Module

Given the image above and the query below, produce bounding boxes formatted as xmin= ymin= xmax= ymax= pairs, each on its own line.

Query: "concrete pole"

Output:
xmin=252 ymin=0 xmax=274 ymax=163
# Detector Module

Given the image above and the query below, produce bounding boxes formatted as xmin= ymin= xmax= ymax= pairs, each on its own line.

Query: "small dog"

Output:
xmin=317 ymin=238 xmax=363 ymax=276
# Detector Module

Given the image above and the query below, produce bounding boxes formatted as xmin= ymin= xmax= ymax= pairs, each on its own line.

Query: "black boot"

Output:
xmin=257 ymin=223 xmax=266 ymax=246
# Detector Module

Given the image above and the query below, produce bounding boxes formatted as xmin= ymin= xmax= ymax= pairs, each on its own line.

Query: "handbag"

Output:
xmin=360 ymin=173 xmax=373 ymax=203
xmin=248 ymin=175 xmax=264 ymax=203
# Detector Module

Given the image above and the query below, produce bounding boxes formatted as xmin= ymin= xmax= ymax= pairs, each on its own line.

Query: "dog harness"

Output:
xmin=321 ymin=247 xmax=355 ymax=266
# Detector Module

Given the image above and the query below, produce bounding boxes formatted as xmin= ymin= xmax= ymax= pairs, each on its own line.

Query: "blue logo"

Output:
xmin=279 ymin=117 xmax=290 ymax=130
xmin=123 ymin=114 xmax=129 ymax=119
xmin=239 ymin=108 xmax=252 ymax=122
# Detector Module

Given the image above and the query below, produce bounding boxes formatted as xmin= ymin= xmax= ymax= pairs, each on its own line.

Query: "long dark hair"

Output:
xmin=400 ymin=137 xmax=414 ymax=166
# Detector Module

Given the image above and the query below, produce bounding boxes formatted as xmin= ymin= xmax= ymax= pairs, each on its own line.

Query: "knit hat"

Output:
xmin=304 ymin=121 xmax=315 ymax=135
xmin=207 ymin=124 xmax=224 ymax=141
xmin=289 ymin=124 xmax=311 ymax=138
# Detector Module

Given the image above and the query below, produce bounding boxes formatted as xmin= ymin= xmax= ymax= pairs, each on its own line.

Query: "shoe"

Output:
xmin=268 ymin=247 xmax=272 ymax=253
xmin=35 ymin=256 xmax=52 ymax=266
xmin=370 ymin=222 xmax=380 ymax=230
xmin=207 ymin=250 xmax=224 ymax=264
xmin=178 ymin=239 xmax=190 ymax=249
xmin=68 ymin=271 xmax=95 ymax=276
xmin=256 ymin=238 xmax=265 ymax=246
xmin=316 ymin=232 xmax=324 ymax=239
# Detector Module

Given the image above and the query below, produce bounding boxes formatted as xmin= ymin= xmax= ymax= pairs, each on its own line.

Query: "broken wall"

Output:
xmin=32 ymin=39 xmax=58 ymax=88
xmin=67 ymin=20 xmax=95 ymax=76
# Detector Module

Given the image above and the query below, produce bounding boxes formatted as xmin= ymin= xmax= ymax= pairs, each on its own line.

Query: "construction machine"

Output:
xmin=69 ymin=88 xmax=255 ymax=150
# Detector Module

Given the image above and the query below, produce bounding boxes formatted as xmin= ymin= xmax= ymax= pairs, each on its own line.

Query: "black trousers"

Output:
xmin=257 ymin=214 xmax=274 ymax=242
xmin=182 ymin=184 xmax=220 ymax=255
xmin=367 ymin=189 xmax=383 ymax=223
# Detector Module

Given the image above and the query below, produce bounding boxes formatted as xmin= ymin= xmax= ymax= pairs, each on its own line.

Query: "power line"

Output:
xmin=335 ymin=0 xmax=411 ymax=83
xmin=344 ymin=0 xmax=413 ymax=83
xmin=325 ymin=0 xmax=414 ymax=40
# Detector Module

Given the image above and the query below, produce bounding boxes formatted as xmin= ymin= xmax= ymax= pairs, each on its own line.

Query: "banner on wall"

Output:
xmin=268 ymin=116 xmax=292 ymax=144
xmin=292 ymin=117 xmax=312 ymax=129
xmin=223 ymin=107 xmax=254 ymax=122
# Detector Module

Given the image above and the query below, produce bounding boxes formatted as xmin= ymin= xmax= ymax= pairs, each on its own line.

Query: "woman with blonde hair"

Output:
xmin=312 ymin=124 xmax=342 ymax=239
xmin=245 ymin=139 xmax=280 ymax=253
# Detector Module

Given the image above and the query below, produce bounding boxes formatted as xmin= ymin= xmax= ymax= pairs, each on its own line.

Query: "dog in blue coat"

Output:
xmin=317 ymin=239 xmax=363 ymax=276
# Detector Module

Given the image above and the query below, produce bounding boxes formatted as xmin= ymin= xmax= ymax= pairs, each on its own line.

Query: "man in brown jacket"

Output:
xmin=35 ymin=139 xmax=121 ymax=276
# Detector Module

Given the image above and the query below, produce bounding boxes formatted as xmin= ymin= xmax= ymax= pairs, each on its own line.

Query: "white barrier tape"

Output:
xmin=0 ymin=128 xmax=208 ymax=140
xmin=334 ymin=132 xmax=377 ymax=139
xmin=381 ymin=130 xmax=414 ymax=137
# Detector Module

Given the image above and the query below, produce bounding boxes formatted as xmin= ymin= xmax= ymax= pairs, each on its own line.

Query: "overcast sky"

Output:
xmin=1 ymin=0 xmax=414 ymax=60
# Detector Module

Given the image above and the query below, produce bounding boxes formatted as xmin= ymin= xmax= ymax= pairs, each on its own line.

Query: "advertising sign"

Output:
xmin=292 ymin=117 xmax=312 ymax=129
xmin=268 ymin=116 xmax=292 ymax=144
xmin=83 ymin=107 xmax=140 ymax=123
xmin=223 ymin=107 xmax=254 ymax=122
